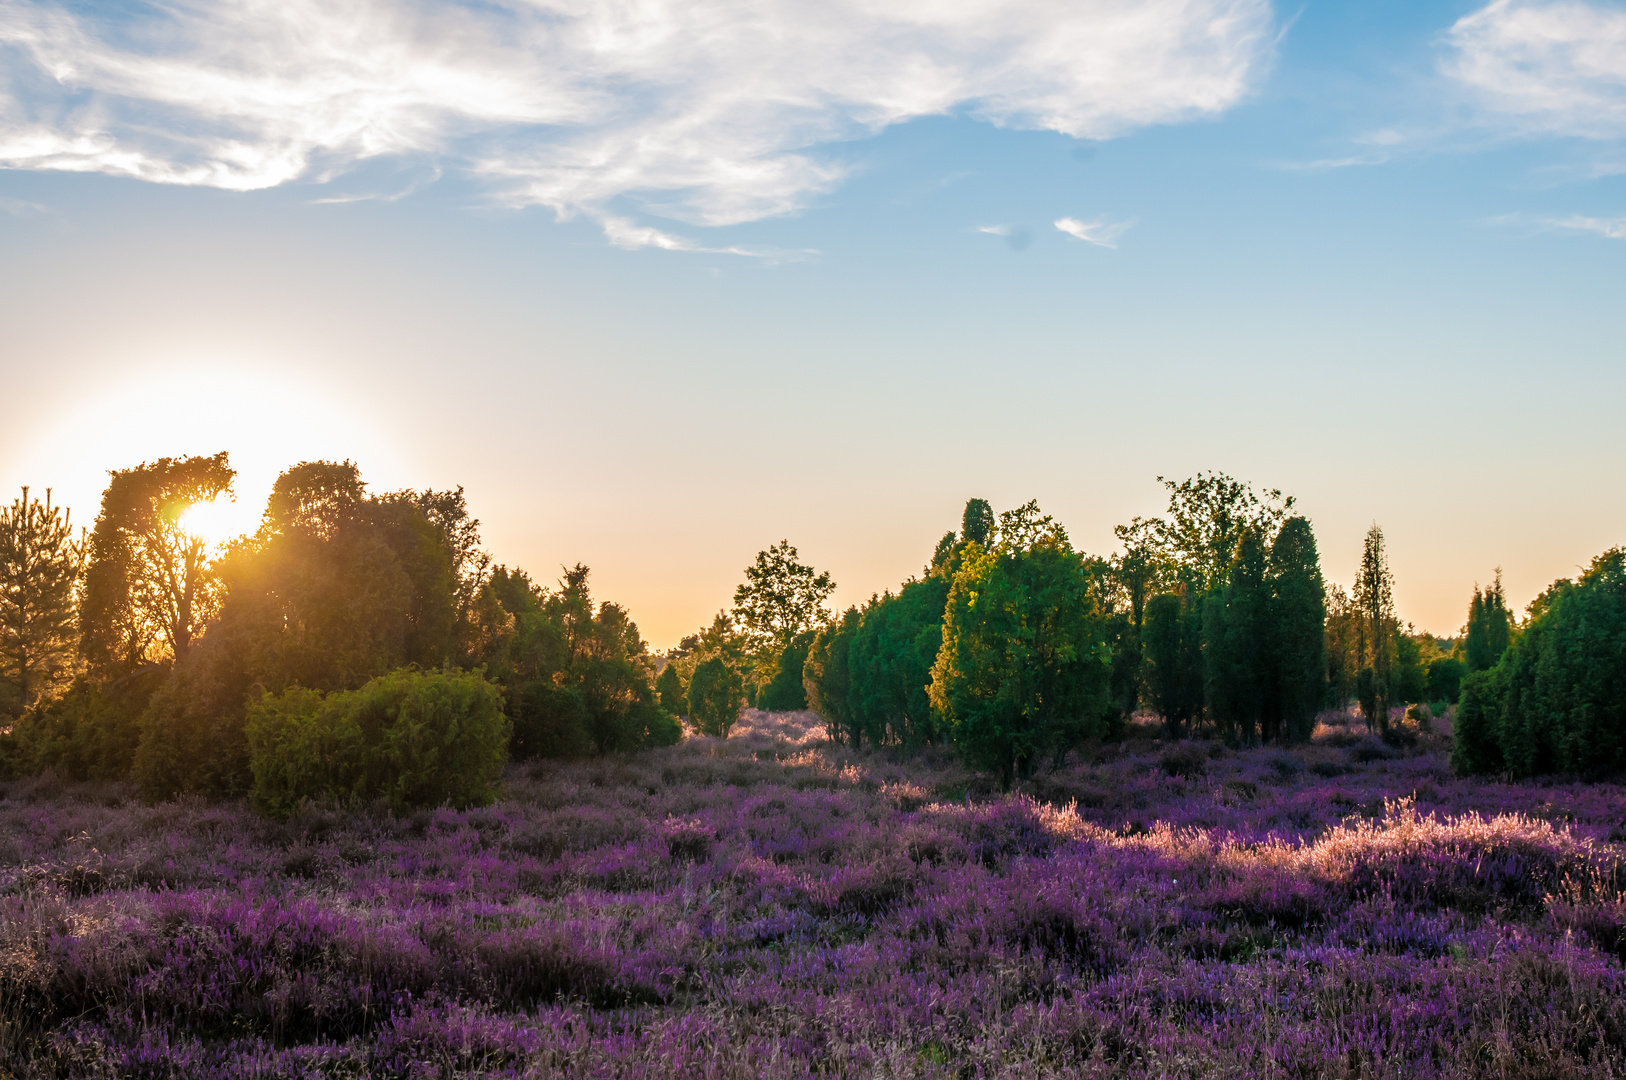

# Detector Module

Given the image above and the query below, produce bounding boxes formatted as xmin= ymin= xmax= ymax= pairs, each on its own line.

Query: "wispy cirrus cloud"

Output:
xmin=1444 ymin=0 xmax=1626 ymax=138
xmin=1053 ymin=216 xmax=1134 ymax=248
xmin=0 ymin=0 xmax=1275 ymax=250
xmin=1492 ymin=210 xmax=1626 ymax=237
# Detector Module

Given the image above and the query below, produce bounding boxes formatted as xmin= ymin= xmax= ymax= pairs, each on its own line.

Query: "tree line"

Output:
xmin=0 ymin=456 xmax=678 ymax=811
xmin=3 ymin=458 xmax=1622 ymax=800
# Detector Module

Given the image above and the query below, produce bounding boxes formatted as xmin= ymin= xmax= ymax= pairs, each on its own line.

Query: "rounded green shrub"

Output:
xmin=247 ymin=668 xmax=508 ymax=819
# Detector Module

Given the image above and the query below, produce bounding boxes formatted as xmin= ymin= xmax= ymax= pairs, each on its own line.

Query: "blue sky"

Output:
xmin=1 ymin=0 xmax=1623 ymax=645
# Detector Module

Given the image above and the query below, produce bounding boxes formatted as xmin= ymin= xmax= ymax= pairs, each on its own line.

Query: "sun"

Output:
xmin=177 ymin=495 xmax=260 ymax=552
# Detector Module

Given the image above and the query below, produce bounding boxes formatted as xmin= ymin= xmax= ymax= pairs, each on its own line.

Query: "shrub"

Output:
xmin=247 ymin=668 xmax=508 ymax=819
xmin=1350 ymin=736 xmax=1400 ymax=763
xmin=246 ymin=686 xmax=364 ymax=819
xmin=1160 ymin=742 xmax=1209 ymax=778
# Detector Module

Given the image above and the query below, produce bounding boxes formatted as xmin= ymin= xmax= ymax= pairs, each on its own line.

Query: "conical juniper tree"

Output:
xmin=1464 ymin=570 xmax=1513 ymax=673
xmin=1267 ymin=516 xmax=1327 ymax=743
xmin=0 ymin=488 xmax=83 ymax=715
xmin=1204 ymin=526 xmax=1270 ymax=744
xmin=803 ymin=606 xmax=860 ymax=745
xmin=847 ymin=576 xmax=950 ymax=747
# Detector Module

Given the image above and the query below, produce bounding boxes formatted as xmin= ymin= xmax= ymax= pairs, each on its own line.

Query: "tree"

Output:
xmin=80 ymin=453 xmax=235 ymax=671
xmin=0 ymin=488 xmax=82 ymax=714
xmin=477 ymin=561 xmax=675 ymax=759
xmin=1452 ymin=549 xmax=1626 ymax=778
xmin=1427 ymin=656 xmax=1464 ymax=704
xmin=130 ymin=461 xmax=474 ymax=799
xmin=961 ymin=499 xmax=995 ymax=547
xmin=1464 ymin=570 xmax=1513 ymax=674
xmin=656 ymin=663 xmax=686 ymax=716
xmin=929 ymin=506 xmax=1111 ymax=788
xmin=756 ymin=630 xmax=815 ymax=711
xmin=1204 ymin=526 xmax=1270 ymax=744
xmin=1106 ymin=517 xmax=1164 ymax=720
xmin=804 ymin=607 xmax=860 ymax=744
xmin=688 ymin=656 xmax=743 ymax=738
xmin=1151 ymin=472 xmax=1294 ymax=593
xmin=731 ymin=540 xmax=835 ymax=653
xmin=847 ymin=576 xmax=950 ymax=746
xmin=1323 ymin=582 xmax=1360 ymax=708
xmin=1353 ymin=524 xmax=1396 ymax=734
xmin=1142 ymin=589 xmax=1202 ymax=737
xmin=1267 ymin=516 xmax=1326 ymax=743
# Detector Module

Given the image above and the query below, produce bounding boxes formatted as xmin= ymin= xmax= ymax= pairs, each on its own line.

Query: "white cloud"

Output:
xmin=1486 ymin=210 xmax=1626 ymax=237
xmin=0 ymin=0 xmax=1275 ymax=245
xmin=976 ymin=224 xmax=1013 ymax=236
xmin=1523 ymin=212 xmax=1626 ymax=236
xmin=1053 ymin=216 xmax=1133 ymax=247
xmin=1548 ymin=213 xmax=1626 ymax=236
xmin=1444 ymin=0 xmax=1626 ymax=138
xmin=1269 ymin=152 xmax=1389 ymax=171
xmin=0 ymin=191 xmax=43 ymax=214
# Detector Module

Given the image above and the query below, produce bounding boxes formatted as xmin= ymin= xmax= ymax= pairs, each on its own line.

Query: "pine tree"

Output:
xmin=0 ymin=487 xmax=83 ymax=714
xmin=1353 ymin=524 xmax=1396 ymax=734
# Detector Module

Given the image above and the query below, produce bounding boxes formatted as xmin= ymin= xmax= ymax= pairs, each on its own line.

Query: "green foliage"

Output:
xmin=11 ymin=675 xmax=153 ymax=781
xmin=0 ymin=487 xmax=83 ymax=716
xmin=756 ymin=631 xmax=813 ymax=712
xmin=656 ymin=663 xmax=686 ymax=715
xmin=512 ymin=682 xmax=590 ymax=760
xmin=1452 ymin=549 xmax=1626 ymax=778
xmin=1204 ymin=527 xmax=1271 ymax=744
xmin=132 ymin=635 xmax=257 ymax=801
xmin=803 ymin=607 xmax=860 ymax=744
xmin=688 ymin=656 xmax=743 ymax=738
xmin=247 ymin=668 xmax=508 ymax=819
xmin=960 ymin=499 xmax=995 ymax=547
xmin=731 ymin=540 xmax=835 ymax=653
xmin=1464 ymin=572 xmax=1513 ymax=673
xmin=1392 ymin=628 xmax=1428 ymax=706
xmin=1450 ymin=665 xmax=1506 ymax=776
xmin=1323 ymin=583 xmax=1360 ymax=709
xmin=847 ymin=577 xmax=949 ymax=746
xmin=1353 ymin=524 xmax=1396 ymax=733
xmin=1427 ymin=656 xmax=1465 ymax=704
xmin=244 ymin=686 xmax=363 ymax=819
xmin=929 ymin=508 xmax=1111 ymax=789
xmin=1150 ymin=473 xmax=1295 ymax=593
xmin=1143 ymin=590 xmax=1202 ymax=737
xmin=476 ymin=563 xmax=673 ymax=759
xmin=128 ymin=461 xmax=477 ymax=799
xmin=1268 ymin=516 xmax=1326 ymax=743
xmin=80 ymin=452 xmax=235 ymax=671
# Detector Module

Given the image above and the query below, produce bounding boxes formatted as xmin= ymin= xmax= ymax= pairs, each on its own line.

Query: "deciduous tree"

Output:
xmin=80 ymin=453 xmax=235 ymax=671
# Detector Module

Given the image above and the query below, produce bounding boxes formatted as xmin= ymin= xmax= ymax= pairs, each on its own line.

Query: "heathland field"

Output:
xmin=3 ymin=709 xmax=1624 ymax=1079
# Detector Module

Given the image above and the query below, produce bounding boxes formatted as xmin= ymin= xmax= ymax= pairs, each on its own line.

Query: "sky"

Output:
xmin=1 ymin=0 xmax=1623 ymax=648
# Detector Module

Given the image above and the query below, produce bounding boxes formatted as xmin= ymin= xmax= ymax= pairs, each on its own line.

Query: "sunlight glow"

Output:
xmin=177 ymin=495 xmax=260 ymax=552
xmin=5 ymin=362 xmax=408 ymax=547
